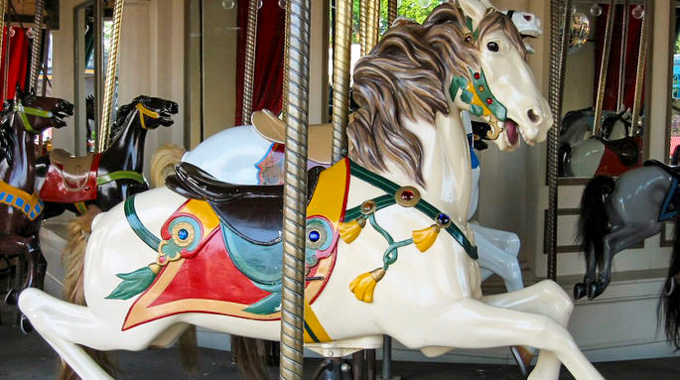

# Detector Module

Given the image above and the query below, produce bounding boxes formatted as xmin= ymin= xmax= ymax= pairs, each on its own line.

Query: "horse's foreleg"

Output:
xmin=474 ymin=227 xmax=524 ymax=292
xmin=591 ymin=223 xmax=660 ymax=299
xmin=390 ymin=294 xmax=602 ymax=380
xmin=1 ymin=235 xmax=42 ymax=305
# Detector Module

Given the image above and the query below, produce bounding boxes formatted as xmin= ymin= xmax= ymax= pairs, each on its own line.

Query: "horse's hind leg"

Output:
xmin=589 ymin=223 xmax=661 ymax=299
xmin=19 ymin=288 xmax=177 ymax=379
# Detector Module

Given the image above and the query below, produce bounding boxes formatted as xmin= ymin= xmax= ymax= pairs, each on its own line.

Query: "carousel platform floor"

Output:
xmin=2 ymin=305 xmax=680 ymax=380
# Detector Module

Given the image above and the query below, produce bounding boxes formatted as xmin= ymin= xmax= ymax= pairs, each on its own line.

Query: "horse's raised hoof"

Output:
xmin=19 ymin=314 xmax=33 ymax=334
xmin=573 ymin=283 xmax=587 ymax=300
xmin=4 ymin=288 xmax=19 ymax=306
xmin=587 ymin=283 xmax=602 ymax=300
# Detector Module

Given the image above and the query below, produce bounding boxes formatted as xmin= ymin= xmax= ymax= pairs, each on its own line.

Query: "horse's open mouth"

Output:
xmin=503 ymin=119 xmax=519 ymax=146
xmin=159 ymin=111 xmax=175 ymax=126
xmin=52 ymin=115 xmax=68 ymax=128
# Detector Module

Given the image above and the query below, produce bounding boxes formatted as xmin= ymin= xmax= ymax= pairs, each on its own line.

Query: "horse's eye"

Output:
xmin=487 ymin=42 xmax=499 ymax=52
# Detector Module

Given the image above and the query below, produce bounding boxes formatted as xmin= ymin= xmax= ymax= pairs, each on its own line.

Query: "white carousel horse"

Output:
xmin=19 ymin=2 xmax=602 ymax=379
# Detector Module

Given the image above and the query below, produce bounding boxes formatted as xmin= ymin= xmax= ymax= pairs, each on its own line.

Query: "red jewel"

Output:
xmin=159 ymin=256 xmax=167 ymax=264
xmin=486 ymin=98 xmax=493 ymax=104
xmin=401 ymin=190 xmax=415 ymax=201
xmin=474 ymin=73 xmax=481 ymax=80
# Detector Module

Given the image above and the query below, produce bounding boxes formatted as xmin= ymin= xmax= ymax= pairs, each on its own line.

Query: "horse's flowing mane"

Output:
xmin=347 ymin=3 xmax=525 ymax=186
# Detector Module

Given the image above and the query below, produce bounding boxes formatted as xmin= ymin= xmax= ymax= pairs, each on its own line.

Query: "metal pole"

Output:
xmin=546 ymin=0 xmax=572 ymax=281
xmin=331 ymin=0 xmax=352 ymax=163
xmin=617 ymin=1 xmax=629 ymax=113
xmin=242 ymin=0 xmax=259 ymax=122
xmin=279 ymin=0 xmax=311 ymax=378
xmin=359 ymin=0 xmax=367 ymax=55
xmin=593 ymin=0 xmax=617 ymax=137
xmin=0 ymin=1 xmax=7 ymax=87
xmin=630 ymin=5 xmax=648 ymax=134
xmin=364 ymin=0 xmax=379 ymax=52
xmin=28 ymin=0 xmax=44 ymax=90
xmin=98 ymin=0 xmax=125 ymax=153
xmin=387 ymin=0 xmax=397 ymax=26
xmin=94 ymin=0 xmax=104 ymax=142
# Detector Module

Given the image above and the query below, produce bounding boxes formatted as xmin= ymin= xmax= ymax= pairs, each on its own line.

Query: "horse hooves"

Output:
xmin=573 ymin=283 xmax=587 ymax=300
xmin=587 ymin=283 xmax=602 ymax=300
xmin=19 ymin=314 xmax=33 ymax=334
xmin=4 ymin=289 xmax=19 ymax=306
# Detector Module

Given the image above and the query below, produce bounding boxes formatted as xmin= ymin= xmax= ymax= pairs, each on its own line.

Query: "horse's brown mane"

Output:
xmin=347 ymin=3 xmax=524 ymax=186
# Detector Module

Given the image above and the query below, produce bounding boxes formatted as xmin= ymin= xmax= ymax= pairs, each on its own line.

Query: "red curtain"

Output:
xmin=593 ymin=5 xmax=645 ymax=112
xmin=0 ymin=27 xmax=29 ymax=102
xmin=234 ymin=0 xmax=286 ymax=126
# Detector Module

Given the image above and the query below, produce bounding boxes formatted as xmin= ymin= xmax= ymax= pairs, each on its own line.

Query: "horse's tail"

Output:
xmin=150 ymin=143 xmax=186 ymax=188
xmin=232 ymin=336 xmax=271 ymax=380
xmin=57 ymin=206 xmax=116 ymax=380
xmin=660 ymin=212 xmax=680 ymax=349
xmin=577 ymin=176 xmax=615 ymax=266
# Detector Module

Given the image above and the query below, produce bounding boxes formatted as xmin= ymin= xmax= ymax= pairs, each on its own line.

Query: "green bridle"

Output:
xmin=14 ymin=103 xmax=54 ymax=134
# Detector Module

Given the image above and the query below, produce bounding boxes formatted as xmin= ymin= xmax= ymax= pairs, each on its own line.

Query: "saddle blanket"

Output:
xmin=122 ymin=159 xmax=350 ymax=337
xmin=40 ymin=151 xmax=101 ymax=203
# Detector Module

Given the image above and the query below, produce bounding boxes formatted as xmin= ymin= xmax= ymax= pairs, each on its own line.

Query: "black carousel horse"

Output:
xmin=35 ymin=95 xmax=178 ymax=217
xmin=1 ymin=90 xmax=73 ymax=327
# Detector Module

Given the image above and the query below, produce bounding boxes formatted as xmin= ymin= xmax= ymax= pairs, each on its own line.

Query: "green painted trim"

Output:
xmin=124 ymin=195 xmax=161 ymax=251
xmin=469 ymin=68 xmax=508 ymax=121
xmin=98 ymin=171 xmax=146 ymax=186
xmin=348 ymin=160 xmax=477 ymax=259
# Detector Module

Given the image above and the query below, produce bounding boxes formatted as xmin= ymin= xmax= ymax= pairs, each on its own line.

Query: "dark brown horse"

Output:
xmin=1 ymin=90 xmax=73 ymax=329
xmin=35 ymin=95 xmax=178 ymax=217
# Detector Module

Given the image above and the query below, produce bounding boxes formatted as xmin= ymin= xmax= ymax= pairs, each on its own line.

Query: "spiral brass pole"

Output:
xmin=365 ymin=0 xmax=379 ymax=52
xmin=547 ymin=0 xmax=572 ymax=281
xmin=331 ymin=0 xmax=352 ymax=163
xmin=630 ymin=5 xmax=648 ymax=134
xmin=242 ymin=0 xmax=259 ymax=122
xmin=28 ymin=0 xmax=44 ymax=91
xmin=360 ymin=0 xmax=368 ymax=56
xmin=617 ymin=0 xmax=629 ymax=113
xmin=98 ymin=0 xmax=125 ymax=153
xmin=279 ymin=0 xmax=311 ymax=377
xmin=0 ymin=0 xmax=7 ymax=70
xmin=593 ymin=0 xmax=616 ymax=137
xmin=387 ymin=0 xmax=397 ymax=26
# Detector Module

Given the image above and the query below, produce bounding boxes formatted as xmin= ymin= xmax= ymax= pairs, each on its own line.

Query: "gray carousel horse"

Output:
xmin=575 ymin=160 xmax=680 ymax=347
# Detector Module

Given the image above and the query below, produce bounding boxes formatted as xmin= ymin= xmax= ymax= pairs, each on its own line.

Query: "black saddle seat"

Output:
xmin=596 ymin=136 xmax=641 ymax=167
xmin=166 ymin=162 xmax=325 ymax=245
xmin=644 ymin=160 xmax=680 ymax=180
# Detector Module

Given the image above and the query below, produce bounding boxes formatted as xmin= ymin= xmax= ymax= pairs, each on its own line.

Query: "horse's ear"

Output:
xmin=458 ymin=0 xmax=487 ymax=31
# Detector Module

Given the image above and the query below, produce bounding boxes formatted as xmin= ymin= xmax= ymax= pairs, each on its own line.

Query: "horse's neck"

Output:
xmin=381 ymin=109 xmax=471 ymax=226
xmin=102 ymin=109 xmax=147 ymax=172
xmin=4 ymin=115 xmax=36 ymax=191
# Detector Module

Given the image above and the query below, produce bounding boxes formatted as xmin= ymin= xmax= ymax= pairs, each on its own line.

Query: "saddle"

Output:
xmin=39 ymin=149 xmax=101 ymax=202
xmin=251 ymin=109 xmax=333 ymax=164
xmin=596 ymin=136 xmax=640 ymax=167
xmin=166 ymin=162 xmax=325 ymax=244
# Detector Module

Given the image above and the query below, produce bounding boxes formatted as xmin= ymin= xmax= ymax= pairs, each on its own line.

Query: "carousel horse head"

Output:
xmin=11 ymin=88 xmax=74 ymax=134
xmin=348 ymin=1 xmax=551 ymax=185
xmin=116 ymin=95 xmax=178 ymax=131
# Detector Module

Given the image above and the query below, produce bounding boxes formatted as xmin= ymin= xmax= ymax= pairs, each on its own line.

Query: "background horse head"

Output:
xmin=0 ymin=91 xmax=73 ymax=330
xmin=38 ymin=95 xmax=178 ymax=218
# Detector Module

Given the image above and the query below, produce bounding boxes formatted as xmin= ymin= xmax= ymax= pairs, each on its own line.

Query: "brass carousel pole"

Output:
xmin=28 ymin=0 xmax=44 ymax=91
xmin=630 ymin=5 xmax=648 ymax=133
xmin=331 ymin=0 xmax=352 ymax=163
xmin=359 ymin=0 xmax=367 ymax=55
xmin=387 ymin=0 xmax=397 ymax=26
xmin=98 ymin=0 xmax=125 ymax=153
xmin=279 ymin=0 xmax=311 ymax=377
xmin=547 ymin=0 xmax=573 ymax=281
xmin=593 ymin=0 xmax=617 ymax=137
xmin=242 ymin=0 xmax=259 ymax=121
xmin=617 ymin=0 xmax=630 ymax=113
xmin=0 ymin=0 xmax=7 ymax=81
xmin=365 ymin=0 xmax=379 ymax=51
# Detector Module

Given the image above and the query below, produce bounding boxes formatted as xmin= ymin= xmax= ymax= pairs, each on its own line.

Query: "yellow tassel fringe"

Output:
xmin=349 ymin=267 xmax=386 ymax=303
xmin=412 ymin=225 xmax=440 ymax=252
xmin=339 ymin=219 xmax=365 ymax=244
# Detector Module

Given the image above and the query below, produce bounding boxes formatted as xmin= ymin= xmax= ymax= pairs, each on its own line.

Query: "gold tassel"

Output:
xmin=349 ymin=267 xmax=386 ymax=303
xmin=339 ymin=218 xmax=365 ymax=244
xmin=412 ymin=225 xmax=440 ymax=252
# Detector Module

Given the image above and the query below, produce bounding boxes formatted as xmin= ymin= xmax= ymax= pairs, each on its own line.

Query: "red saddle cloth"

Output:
xmin=595 ymin=136 xmax=642 ymax=177
xmin=122 ymin=159 xmax=350 ymax=331
xmin=39 ymin=150 xmax=101 ymax=203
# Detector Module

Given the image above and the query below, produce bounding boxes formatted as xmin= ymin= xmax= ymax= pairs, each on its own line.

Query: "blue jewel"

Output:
xmin=437 ymin=213 xmax=450 ymax=225
xmin=309 ymin=230 xmax=320 ymax=242
xmin=178 ymin=228 xmax=189 ymax=240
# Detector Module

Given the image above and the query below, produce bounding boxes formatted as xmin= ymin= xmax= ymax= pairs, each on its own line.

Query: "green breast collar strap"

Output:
xmin=346 ymin=160 xmax=477 ymax=260
xmin=97 ymin=171 xmax=146 ymax=186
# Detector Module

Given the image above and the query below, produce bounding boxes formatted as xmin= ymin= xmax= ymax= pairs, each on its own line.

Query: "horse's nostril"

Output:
xmin=527 ymin=108 xmax=541 ymax=124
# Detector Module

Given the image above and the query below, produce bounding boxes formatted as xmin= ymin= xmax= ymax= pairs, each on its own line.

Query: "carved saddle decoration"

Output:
xmin=39 ymin=149 xmax=101 ymax=203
